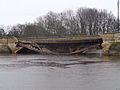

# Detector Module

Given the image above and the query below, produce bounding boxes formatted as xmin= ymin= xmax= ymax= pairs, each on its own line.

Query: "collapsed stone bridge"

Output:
xmin=0 ymin=36 xmax=103 ymax=55
xmin=16 ymin=37 xmax=103 ymax=55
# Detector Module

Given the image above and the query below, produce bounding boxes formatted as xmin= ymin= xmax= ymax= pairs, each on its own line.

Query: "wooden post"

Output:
xmin=118 ymin=0 xmax=119 ymax=32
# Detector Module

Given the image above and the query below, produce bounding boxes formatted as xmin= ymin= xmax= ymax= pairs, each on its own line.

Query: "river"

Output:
xmin=0 ymin=54 xmax=120 ymax=90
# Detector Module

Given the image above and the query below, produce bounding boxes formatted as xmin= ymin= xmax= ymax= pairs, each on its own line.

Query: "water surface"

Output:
xmin=0 ymin=54 xmax=119 ymax=90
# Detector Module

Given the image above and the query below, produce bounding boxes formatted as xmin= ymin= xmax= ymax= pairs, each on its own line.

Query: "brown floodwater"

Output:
xmin=0 ymin=54 xmax=119 ymax=90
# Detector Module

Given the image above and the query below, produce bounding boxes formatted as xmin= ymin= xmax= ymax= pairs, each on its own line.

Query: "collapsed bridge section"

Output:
xmin=16 ymin=37 xmax=103 ymax=55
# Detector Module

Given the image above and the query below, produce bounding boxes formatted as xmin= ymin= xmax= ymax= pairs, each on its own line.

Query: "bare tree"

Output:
xmin=7 ymin=7 xmax=117 ymax=37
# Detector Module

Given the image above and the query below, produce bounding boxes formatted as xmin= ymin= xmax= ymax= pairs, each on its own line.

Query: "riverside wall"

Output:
xmin=0 ymin=37 xmax=18 ymax=54
xmin=100 ymin=33 xmax=120 ymax=55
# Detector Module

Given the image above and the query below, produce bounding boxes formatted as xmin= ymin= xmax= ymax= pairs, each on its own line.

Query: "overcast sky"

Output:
xmin=0 ymin=0 xmax=118 ymax=25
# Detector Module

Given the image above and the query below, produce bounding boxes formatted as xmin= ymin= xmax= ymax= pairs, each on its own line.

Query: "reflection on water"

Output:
xmin=0 ymin=54 xmax=119 ymax=90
